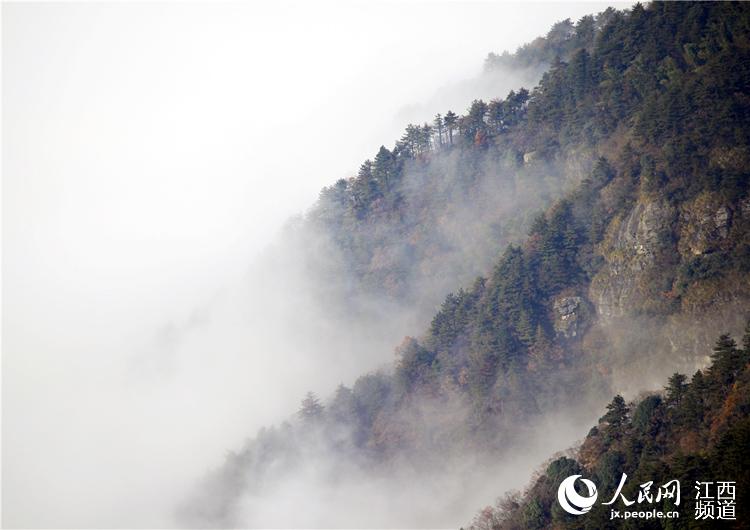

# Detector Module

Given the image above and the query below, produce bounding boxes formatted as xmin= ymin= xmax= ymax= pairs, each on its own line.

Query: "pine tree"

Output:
xmin=372 ymin=146 xmax=395 ymax=192
xmin=433 ymin=113 xmax=445 ymax=147
xmin=350 ymin=161 xmax=379 ymax=218
xmin=329 ymin=384 xmax=357 ymax=425
xmin=444 ymin=111 xmax=458 ymax=145
xmin=709 ymin=334 xmax=741 ymax=387
xmin=399 ymin=124 xmax=420 ymax=157
xmin=665 ymin=372 xmax=688 ymax=405
xmin=682 ymin=370 xmax=707 ymax=429
xmin=420 ymin=123 xmax=433 ymax=154
xmin=299 ymin=391 xmax=324 ymax=422
xmin=567 ymin=48 xmax=592 ymax=101
xmin=487 ymin=99 xmax=505 ymax=134
xmin=601 ymin=395 xmax=629 ymax=430
xmin=465 ymin=100 xmax=488 ymax=142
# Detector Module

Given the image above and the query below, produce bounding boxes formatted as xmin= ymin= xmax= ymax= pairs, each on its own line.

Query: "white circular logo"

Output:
xmin=557 ymin=475 xmax=598 ymax=515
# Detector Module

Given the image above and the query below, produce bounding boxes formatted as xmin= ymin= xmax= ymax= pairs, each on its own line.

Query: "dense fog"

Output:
xmin=4 ymin=2 xmax=630 ymax=527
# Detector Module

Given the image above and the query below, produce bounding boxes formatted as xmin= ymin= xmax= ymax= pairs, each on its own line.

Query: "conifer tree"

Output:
xmin=709 ymin=334 xmax=742 ymax=387
xmin=665 ymin=372 xmax=688 ymax=405
xmin=298 ymin=391 xmax=324 ymax=422
xmin=433 ymin=113 xmax=444 ymax=147
xmin=682 ymin=370 xmax=707 ymax=428
xmin=601 ymin=394 xmax=629 ymax=430
xmin=372 ymin=146 xmax=395 ymax=192
xmin=443 ymin=110 xmax=458 ymax=145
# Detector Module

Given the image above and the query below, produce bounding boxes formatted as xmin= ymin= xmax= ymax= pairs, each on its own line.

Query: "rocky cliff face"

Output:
xmin=590 ymin=198 xmax=678 ymax=322
xmin=587 ymin=191 xmax=750 ymax=380
xmin=553 ymin=295 xmax=590 ymax=340
xmin=678 ymin=192 xmax=732 ymax=256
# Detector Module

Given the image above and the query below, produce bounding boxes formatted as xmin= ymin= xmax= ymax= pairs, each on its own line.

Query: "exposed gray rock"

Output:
xmin=590 ymin=199 xmax=677 ymax=321
xmin=714 ymin=206 xmax=730 ymax=237
xmin=678 ymin=192 xmax=732 ymax=256
xmin=553 ymin=295 xmax=587 ymax=339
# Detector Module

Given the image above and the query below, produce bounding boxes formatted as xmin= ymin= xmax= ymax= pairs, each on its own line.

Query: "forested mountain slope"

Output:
xmin=469 ymin=327 xmax=750 ymax=530
xmin=304 ymin=0 xmax=750 ymax=410
xmin=303 ymin=9 xmax=619 ymax=316
xmin=182 ymin=3 xmax=750 ymax=526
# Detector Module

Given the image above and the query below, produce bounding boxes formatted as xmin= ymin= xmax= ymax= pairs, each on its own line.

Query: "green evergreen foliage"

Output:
xmin=473 ymin=327 xmax=750 ymax=529
xmin=709 ymin=334 xmax=743 ymax=389
xmin=306 ymin=1 xmax=750 ymax=437
xmin=665 ymin=373 xmax=688 ymax=406
xmin=189 ymin=5 xmax=750 ymax=524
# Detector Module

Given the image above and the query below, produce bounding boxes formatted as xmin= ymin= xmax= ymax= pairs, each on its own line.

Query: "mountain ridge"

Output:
xmin=181 ymin=3 xmax=750 ymax=526
xmin=469 ymin=327 xmax=750 ymax=529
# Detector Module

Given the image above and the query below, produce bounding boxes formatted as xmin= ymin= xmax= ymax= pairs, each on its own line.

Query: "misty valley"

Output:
xmin=179 ymin=3 xmax=750 ymax=528
xmin=5 ymin=1 xmax=750 ymax=529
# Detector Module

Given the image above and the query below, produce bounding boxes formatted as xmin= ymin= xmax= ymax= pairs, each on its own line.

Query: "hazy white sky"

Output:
xmin=3 ymin=2 xmax=628 ymax=527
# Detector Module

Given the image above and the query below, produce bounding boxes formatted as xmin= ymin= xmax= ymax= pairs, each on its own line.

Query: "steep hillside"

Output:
xmin=303 ymin=1 xmax=750 ymax=374
xmin=483 ymin=8 xmax=618 ymax=73
xmin=469 ymin=327 xmax=750 ymax=529
xmin=303 ymin=9 xmax=621 ymax=315
xmin=305 ymin=0 xmax=750 ymax=428
xmin=182 ymin=2 xmax=750 ymax=526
